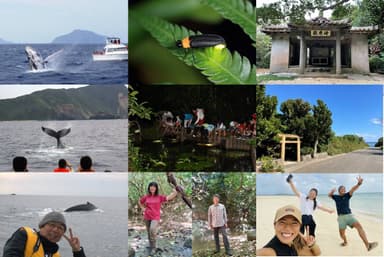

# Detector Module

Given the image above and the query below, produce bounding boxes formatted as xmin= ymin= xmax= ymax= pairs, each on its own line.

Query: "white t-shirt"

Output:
xmin=299 ymin=192 xmax=322 ymax=215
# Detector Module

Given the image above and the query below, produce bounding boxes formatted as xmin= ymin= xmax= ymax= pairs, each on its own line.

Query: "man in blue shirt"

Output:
xmin=328 ymin=176 xmax=378 ymax=251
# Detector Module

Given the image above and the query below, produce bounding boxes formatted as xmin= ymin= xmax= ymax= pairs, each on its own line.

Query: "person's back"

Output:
xmin=54 ymin=159 xmax=71 ymax=172
xmin=78 ymin=156 xmax=95 ymax=172
xmin=12 ymin=156 xmax=28 ymax=172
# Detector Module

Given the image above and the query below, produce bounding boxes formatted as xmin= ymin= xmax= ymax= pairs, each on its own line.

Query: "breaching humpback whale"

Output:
xmin=42 ymin=127 xmax=71 ymax=148
xmin=25 ymin=46 xmax=63 ymax=71
xmin=64 ymin=202 xmax=97 ymax=212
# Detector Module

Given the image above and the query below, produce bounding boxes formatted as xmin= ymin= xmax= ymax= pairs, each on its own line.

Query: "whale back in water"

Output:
xmin=25 ymin=46 xmax=63 ymax=71
xmin=64 ymin=201 xmax=97 ymax=212
xmin=42 ymin=127 xmax=71 ymax=148
xmin=25 ymin=46 xmax=46 ymax=71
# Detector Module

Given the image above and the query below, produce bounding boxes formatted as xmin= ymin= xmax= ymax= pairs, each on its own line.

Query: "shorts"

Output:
xmin=301 ymin=215 xmax=316 ymax=237
xmin=337 ymin=214 xmax=358 ymax=229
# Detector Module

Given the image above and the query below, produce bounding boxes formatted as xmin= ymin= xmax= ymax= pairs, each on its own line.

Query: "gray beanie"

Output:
xmin=38 ymin=211 xmax=66 ymax=232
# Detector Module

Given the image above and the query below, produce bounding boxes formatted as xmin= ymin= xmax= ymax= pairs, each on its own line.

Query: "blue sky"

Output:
xmin=266 ymin=85 xmax=383 ymax=142
xmin=257 ymin=173 xmax=383 ymax=195
xmin=0 ymin=0 xmax=128 ymax=43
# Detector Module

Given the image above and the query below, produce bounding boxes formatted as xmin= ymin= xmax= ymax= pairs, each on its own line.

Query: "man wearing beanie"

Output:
xmin=3 ymin=211 xmax=86 ymax=257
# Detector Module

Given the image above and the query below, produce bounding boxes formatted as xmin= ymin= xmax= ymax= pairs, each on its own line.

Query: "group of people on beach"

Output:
xmin=12 ymin=156 xmax=95 ymax=172
xmin=161 ymin=109 xmax=256 ymax=138
xmin=257 ymin=174 xmax=378 ymax=256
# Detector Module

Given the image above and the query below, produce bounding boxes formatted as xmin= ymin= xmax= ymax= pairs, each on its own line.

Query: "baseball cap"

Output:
xmin=274 ymin=205 xmax=302 ymax=224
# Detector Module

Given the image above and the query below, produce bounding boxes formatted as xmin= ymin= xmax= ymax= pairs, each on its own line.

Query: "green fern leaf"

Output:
xmin=204 ymin=0 xmax=256 ymax=42
xmin=132 ymin=11 xmax=256 ymax=84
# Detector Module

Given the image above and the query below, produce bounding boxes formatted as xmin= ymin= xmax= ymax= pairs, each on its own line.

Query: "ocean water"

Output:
xmin=318 ymin=193 xmax=383 ymax=220
xmin=0 ymin=194 xmax=128 ymax=257
xmin=0 ymin=44 xmax=128 ymax=84
xmin=0 ymin=119 xmax=128 ymax=172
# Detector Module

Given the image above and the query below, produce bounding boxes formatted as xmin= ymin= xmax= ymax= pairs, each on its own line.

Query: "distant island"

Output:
xmin=51 ymin=29 xmax=107 ymax=44
xmin=0 ymin=38 xmax=13 ymax=44
xmin=0 ymin=85 xmax=128 ymax=120
xmin=0 ymin=29 xmax=125 ymax=44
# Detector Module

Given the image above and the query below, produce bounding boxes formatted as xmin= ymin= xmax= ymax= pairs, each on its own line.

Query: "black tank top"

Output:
xmin=264 ymin=236 xmax=298 ymax=256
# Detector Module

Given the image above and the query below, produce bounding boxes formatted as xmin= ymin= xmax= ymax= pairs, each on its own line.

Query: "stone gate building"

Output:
xmin=261 ymin=17 xmax=379 ymax=74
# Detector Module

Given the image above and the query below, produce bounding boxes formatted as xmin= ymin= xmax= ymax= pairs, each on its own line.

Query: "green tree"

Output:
xmin=279 ymin=99 xmax=333 ymax=157
xmin=256 ymin=85 xmax=281 ymax=157
xmin=375 ymin=137 xmax=383 ymax=147
xmin=279 ymin=99 xmax=312 ymax=138
xmin=311 ymin=100 xmax=333 ymax=156
xmin=255 ymin=32 xmax=271 ymax=68
xmin=192 ymin=172 xmax=256 ymax=228
xmin=128 ymin=85 xmax=152 ymax=120
xmin=360 ymin=0 xmax=384 ymax=28
xmin=256 ymin=3 xmax=284 ymax=25
xmin=258 ymin=0 xmax=354 ymax=24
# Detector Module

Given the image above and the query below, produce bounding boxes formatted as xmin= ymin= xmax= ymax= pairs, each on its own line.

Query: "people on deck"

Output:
xmin=328 ymin=176 xmax=378 ymax=251
xmin=3 ymin=211 xmax=86 ymax=257
xmin=184 ymin=113 xmax=193 ymax=128
xmin=286 ymin=174 xmax=334 ymax=237
xmin=12 ymin=156 xmax=28 ymax=172
xmin=175 ymin=115 xmax=182 ymax=128
xmin=216 ymin=122 xmax=226 ymax=137
xmin=208 ymin=194 xmax=233 ymax=256
xmin=161 ymin=111 xmax=174 ymax=127
xmin=139 ymin=182 xmax=178 ymax=255
xmin=193 ymin=108 xmax=205 ymax=126
xmin=202 ymin=123 xmax=215 ymax=138
xmin=256 ymin=205 xmax=321 ymax=256
xmin=54 ymin=159 xmax=73 ymax=172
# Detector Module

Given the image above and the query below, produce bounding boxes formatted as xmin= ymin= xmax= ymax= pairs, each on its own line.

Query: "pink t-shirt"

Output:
xmin=140 ymin=194 xmax=167 ymax=220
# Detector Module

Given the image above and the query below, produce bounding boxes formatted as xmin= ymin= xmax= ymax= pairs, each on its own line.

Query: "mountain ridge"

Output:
xmin=0 ymin=85 xmax=128 ymax=120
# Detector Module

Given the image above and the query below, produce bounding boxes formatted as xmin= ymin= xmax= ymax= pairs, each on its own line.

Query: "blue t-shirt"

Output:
xmin=331 ymin=192 xmax=352 ymax=215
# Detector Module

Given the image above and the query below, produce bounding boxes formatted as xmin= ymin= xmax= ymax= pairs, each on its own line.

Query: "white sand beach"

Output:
xmin=257 ymin=196 xmax=382 ymax=256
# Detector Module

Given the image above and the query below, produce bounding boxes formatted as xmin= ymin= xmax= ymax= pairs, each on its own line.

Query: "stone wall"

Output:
xmin=351 ymin=34 xmax=370 ymax=73
xmin=270 ymin=34 xmax=290 ymax=73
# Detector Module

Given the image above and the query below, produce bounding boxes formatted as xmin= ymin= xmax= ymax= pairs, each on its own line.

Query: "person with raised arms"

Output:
xmin=328 ymin=176 xmax=378 ymax=251
xmin=286 ymin=174 xmax=334 ymax=237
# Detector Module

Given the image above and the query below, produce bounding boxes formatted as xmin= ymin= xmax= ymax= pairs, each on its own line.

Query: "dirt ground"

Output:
xmin=257 ymin=69 xmax=384 ymax=84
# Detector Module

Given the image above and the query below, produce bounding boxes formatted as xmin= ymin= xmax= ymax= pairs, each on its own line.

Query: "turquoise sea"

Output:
xmin=317 ymin=193 xmax=383 ymax=220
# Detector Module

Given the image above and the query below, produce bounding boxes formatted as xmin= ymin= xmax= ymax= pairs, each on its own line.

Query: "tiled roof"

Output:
xmin=350 ymin=25 xmax=379 ymax=33
xmin=261 ymin=24 xmax=290 ymax=33
xmin=307 ymin=17 xmax=351 ymax=26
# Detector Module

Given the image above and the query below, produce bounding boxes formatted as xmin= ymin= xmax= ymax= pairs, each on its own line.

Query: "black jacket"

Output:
xmin=3 ymin=227 xmax=86 ymax=257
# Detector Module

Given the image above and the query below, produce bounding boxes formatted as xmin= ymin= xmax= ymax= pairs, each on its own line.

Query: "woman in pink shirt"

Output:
xmin=139 ymin=182 xmax=178 ymax=255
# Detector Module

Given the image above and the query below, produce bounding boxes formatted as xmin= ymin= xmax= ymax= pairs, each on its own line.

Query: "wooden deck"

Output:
xmin=161 ymin=125 xmax=254 ymax=151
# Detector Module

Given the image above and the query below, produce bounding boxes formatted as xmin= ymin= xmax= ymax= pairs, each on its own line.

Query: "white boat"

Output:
xmin=92 ymin=37 xmax=128 ymax=61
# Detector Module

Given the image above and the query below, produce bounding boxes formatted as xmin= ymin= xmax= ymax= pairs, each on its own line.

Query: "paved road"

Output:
xmin=289 ymin=148 xmax=383 ymax=173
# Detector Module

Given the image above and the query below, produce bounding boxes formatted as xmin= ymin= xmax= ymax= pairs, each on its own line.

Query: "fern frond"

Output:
xmin=132 ymin=11 xmax=256 ymax=84
xmin=205 ymin=0 xmax=256 ymax=42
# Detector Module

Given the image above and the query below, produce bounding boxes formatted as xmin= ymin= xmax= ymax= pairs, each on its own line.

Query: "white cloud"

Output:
xmin=370 ymin=118 xmax=383 ymax=125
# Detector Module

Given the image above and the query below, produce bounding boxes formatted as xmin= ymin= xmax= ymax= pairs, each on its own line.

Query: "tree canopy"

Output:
xmin=256 ymin=0 xmax=384 ymax=25
xmin=256 ymin=86 xmax=334 ymax=159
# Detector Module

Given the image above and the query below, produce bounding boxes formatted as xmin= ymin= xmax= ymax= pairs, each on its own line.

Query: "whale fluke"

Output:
xmin=64 ymin=202 xmax=97 ymax=212
xmin=42 ymin=127 xmax=71 ymax=148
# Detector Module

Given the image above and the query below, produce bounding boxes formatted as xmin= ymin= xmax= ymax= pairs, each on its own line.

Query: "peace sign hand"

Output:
xmin=63 ymin=228 xmax=81 ymax=252
xmin=300 ymin=226 xmax=316 ymax=248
